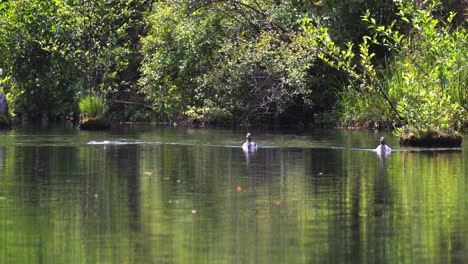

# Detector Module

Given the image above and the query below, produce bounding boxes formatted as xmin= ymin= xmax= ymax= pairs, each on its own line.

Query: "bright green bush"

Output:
xmin=79 ymin=96 xmax=106 ymax=118
xmin=383 ymin=1 xmax=467 ymax=132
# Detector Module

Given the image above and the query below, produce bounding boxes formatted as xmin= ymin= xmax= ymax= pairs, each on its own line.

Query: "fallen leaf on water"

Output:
xmin=163 ymin=177 xmax=170 ymax=181
xmin=275 ymin=201 xmax=282 ymax=206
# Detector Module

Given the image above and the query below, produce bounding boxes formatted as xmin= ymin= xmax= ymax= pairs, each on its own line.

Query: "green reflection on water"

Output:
xmin=0 ymin=125 xmax=467 ymax=263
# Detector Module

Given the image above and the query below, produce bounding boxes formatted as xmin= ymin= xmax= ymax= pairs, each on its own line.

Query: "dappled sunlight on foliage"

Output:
xmin=302 ymin=0 xmax=467 ymax=134
xmin=0 ymin=0 xmax=466 ymax=129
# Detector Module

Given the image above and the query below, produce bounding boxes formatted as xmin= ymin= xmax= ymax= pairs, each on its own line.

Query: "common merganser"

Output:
xmin=375 ymin=136 xmax=391 ymax=154
xmin=242 ymin=133 xmax=257 ymax=150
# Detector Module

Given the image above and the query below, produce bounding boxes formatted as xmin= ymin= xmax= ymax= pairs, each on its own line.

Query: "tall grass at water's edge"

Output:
xmin=79 ymin=96 xmax=106 ymax=118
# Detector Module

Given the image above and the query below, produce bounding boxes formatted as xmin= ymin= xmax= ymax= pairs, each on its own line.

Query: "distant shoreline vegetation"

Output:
xmin=0 ymin=0 xmax=466 ymax=145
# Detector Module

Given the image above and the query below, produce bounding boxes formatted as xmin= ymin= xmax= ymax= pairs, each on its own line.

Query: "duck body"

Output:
xmin=242 ymin=141 xmax=257 ymax=151
xmin=375 ymin=144 xmax=391 ymax=154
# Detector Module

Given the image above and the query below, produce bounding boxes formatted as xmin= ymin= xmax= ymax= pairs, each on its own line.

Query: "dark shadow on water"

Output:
xmin=116 ymin=145 xmax=141 ymax=232
xmin=0 ymin=147 xmax=5 ymax=169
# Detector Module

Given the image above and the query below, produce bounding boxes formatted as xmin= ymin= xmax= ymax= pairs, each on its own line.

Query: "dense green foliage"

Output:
xmin=300 ymin=0 xmax=467 ymax=145
xmin=139 ymin=0 xmax=401 ymax=125
xmin=304 ymin=1 xmax=467 ymax=129
xmin=0 ymin=0 xmax=466 ymax=132
xmin=0 ymin=1 xmax=80 ymax=120
xmin=0 ymin=0 xmax=151 ymax=121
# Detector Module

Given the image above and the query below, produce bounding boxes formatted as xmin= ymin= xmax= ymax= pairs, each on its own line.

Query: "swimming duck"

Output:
xmin=242 ymin=133 xmax=257 ymax=150
xmin=375 ymin=136 xmax=391 ymax=154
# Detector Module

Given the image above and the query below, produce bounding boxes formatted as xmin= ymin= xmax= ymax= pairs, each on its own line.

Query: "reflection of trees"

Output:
xmin=1 ymin=141 xmax=467 ymax=263
xmin=0 ymin=147 xmax=5 ymax=169
xmin=387 ymin=151 xmax=467 ymax=263
xmin=1 ymin=145 xmax=85 ymax=263
xmin=79 ymin=144 xmax=148 ymax=262
xmin=117 ymin=145 xmax=141 ymax=232
xmin=136 ymin=145 xmax=468 ymax=263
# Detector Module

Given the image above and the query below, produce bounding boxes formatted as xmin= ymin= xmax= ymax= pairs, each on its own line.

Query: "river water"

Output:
xmin=0 ymin=124 xmax=467 ymax=263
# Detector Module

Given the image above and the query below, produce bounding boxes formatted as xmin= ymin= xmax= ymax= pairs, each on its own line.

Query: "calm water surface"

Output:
xmin=0 ymin=124 xmax=467 ymax=263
